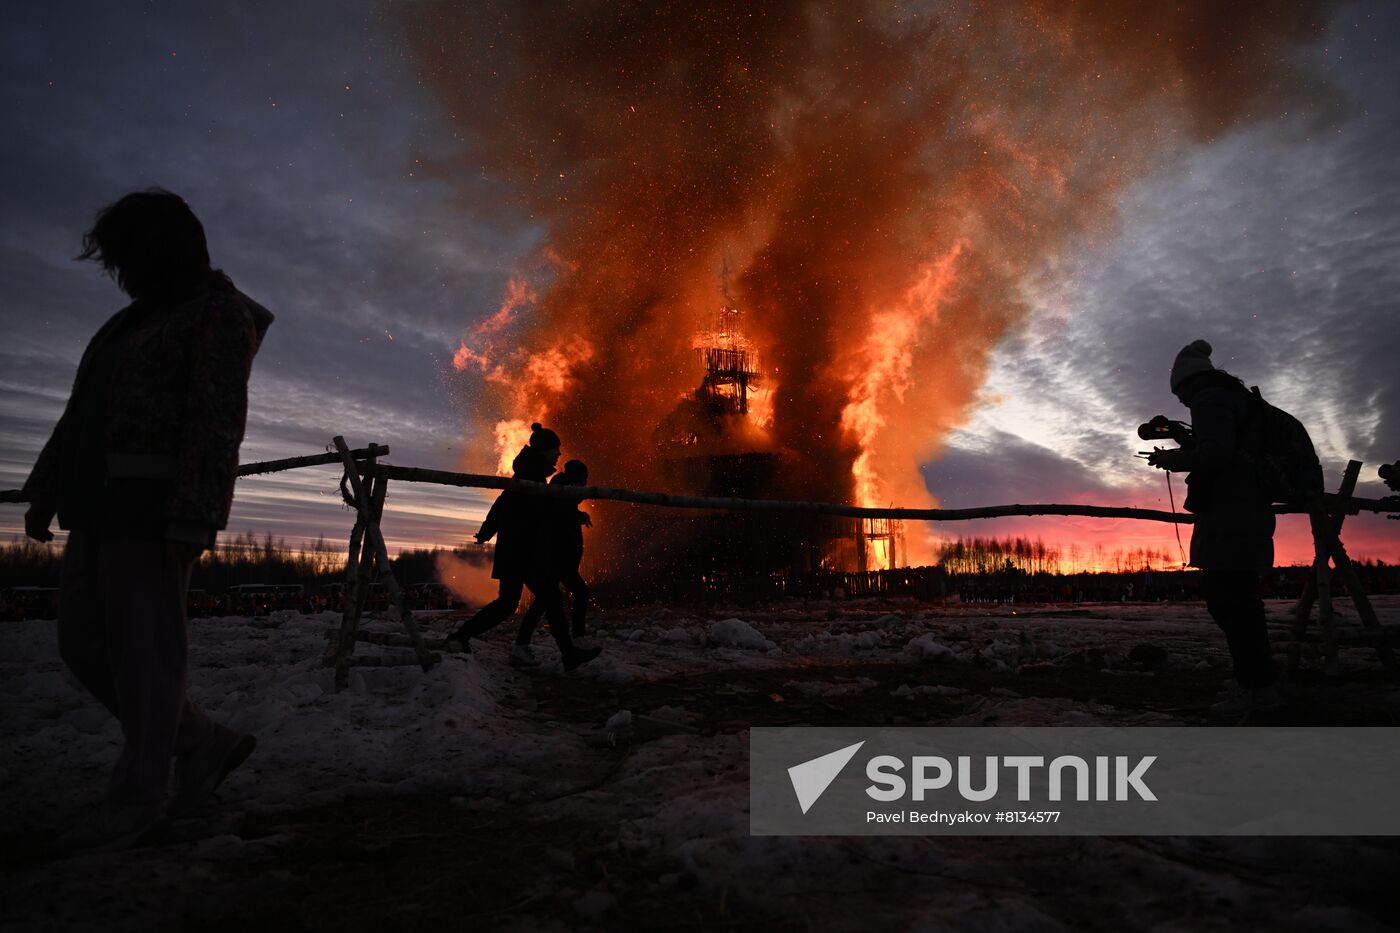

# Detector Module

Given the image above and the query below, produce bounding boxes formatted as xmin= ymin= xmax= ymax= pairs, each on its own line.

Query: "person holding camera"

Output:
xmin=1380 ymin=461 xmax=1400 ymax=495
xmin=1146 ymin=339 xmax=1280 ymax=714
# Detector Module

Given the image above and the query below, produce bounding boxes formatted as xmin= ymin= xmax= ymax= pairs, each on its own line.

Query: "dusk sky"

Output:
xmin=2 ymin=1 xmax=1397 ymax=568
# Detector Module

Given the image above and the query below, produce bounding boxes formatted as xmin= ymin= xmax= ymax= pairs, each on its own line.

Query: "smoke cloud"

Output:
xmin=405 ymin=0 xmax=1336 ymax=573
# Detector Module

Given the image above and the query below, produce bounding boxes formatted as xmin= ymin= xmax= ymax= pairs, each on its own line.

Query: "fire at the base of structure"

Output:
xmin=655 ymin=289 xmax=904 ymax=577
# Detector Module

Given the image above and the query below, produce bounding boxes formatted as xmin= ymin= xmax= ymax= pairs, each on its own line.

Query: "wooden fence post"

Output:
xmin=328 ymin=437 xmax=436 ymax=687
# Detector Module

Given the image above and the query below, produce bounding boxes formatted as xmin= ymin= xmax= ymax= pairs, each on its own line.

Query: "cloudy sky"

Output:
xmin=2 ymin=1 xmax=1397 ymax=566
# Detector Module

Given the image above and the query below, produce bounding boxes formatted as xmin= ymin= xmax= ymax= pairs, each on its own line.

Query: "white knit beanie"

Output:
xmin=1169 ymin=339 xmax=1215 ymax=392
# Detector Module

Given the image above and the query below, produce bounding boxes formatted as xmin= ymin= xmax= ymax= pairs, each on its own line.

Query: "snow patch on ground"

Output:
xmin=707 ymin=618 xmax=775 ymax=651
xmin=906 ymin=634 xmax=958 ymax=662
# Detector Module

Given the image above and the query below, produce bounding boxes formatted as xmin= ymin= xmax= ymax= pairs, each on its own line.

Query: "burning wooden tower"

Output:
xmin=650 ymin=274 xmax=904 ymax=593
xmin=696 ymin=300 xmax=759 ymax=417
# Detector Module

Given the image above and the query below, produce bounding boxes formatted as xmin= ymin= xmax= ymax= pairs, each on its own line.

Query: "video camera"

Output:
xmin=1380 ymin=461 xmax=1400 ymax=494
xmin=1137 ymin=415 xmax=1193 ymax=450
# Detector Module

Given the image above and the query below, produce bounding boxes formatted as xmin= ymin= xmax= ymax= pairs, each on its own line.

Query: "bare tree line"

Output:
xmin=936 ymin=535 xmax=1180 ymax=577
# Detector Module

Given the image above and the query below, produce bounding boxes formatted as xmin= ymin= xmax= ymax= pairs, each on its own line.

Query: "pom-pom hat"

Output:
xmin=528 ymin=422 xmax=561 ymax=450
xmin=1170 ymin=339 xmax=1215 ymax=392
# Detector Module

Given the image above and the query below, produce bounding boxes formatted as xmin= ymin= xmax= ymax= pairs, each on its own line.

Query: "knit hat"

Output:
xmin=1169 ymin=339 xmax=1215 ymax=392
xmin=528 ymin=422 xmax=561 ymax=450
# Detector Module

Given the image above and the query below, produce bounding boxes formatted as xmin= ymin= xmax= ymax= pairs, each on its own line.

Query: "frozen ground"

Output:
xmin=4 ymin=597 xmax=1400 ymax=931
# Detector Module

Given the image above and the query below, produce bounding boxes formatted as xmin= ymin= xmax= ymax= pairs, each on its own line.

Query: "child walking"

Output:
xmin=512 ymin=459 xmax=594 ymax=667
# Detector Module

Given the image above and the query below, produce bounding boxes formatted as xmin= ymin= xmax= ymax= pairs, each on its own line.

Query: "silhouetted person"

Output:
xmin=513 ymin=459 xmax=594 ymax=664
xmin=23 ymin=189 xmax=272 ymax=849
xmin=447 ymin=424 xmax=601 ymax=671
xmin=1147 ymin=340 xmax=1279 ymax=714
xmin=1380 ymin=461 xmax=1400 ymax=495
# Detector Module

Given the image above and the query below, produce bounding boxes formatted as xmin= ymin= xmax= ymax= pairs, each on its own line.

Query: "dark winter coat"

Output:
xmin=539 ymin=473 xmax=588 ymax=575
xmin=477 ymin=445 xmax=554 ymax=581
xmin=22 ymin=273 xmax=274 ymax=545
xmin=1152 ymin=372 xmax=1275 ymax=571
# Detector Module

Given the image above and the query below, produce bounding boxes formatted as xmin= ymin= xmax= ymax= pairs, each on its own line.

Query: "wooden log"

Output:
xmin=1295 ymin=464 xmax=1361 ymax=622
xmin=368 ymin=464 xmax=1400 ymax=524
xmin=0 ymin=446 xmax=391 ymax=506
xmin=1314 ymin=515 xmax=1397 ymax=674
xmin=376 ymin=466 xmax=1197 ymax=523
xmin=365 ymin=464 xmax=434 ymax=671
xmin=1314 ymin=462 xmax=1365 ymax=675
xmin=341 ymin=495 xmax=378 ymax=685
xmin=238 ymin=444 xmax=389 ymax=477
xmin=344 ymin=651 xmax=444 ymax=668
xmin=1313 ymin=521 xmax=1337 ymax=676
xmin=335 ymin=515 xmax=368 ymax=687
xmin=4 ymin=461 xmax=1397 ymax=518
xmin=353 ymin=630 xmax=455 ymax=651
xmin=1291 ymin=464 xmax=1362 ymax=673
xmin=331 ymin=437 xmax=435 ymax=675
xmin=331 ymin=438 xmax=381 ymax=688
xmin=347 ymin=474 xmax=382 ymax=640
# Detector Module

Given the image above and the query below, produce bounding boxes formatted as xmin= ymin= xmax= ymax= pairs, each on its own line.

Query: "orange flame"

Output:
xmin=450 ymin=275 xmax=540 ymax=374
xmin=840 ymin=241 xmax=967 ymax=512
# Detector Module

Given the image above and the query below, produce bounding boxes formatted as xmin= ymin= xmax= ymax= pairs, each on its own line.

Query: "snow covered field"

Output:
xmin=4 ymin=598 xmax=1400 ymax=931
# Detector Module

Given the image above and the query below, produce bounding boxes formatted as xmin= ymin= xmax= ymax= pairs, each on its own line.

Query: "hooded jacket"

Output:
xmin=22 ymin=273 xmax=274 ymax=545
xmin=1150 ymin=371 xmax=1275 ymax=571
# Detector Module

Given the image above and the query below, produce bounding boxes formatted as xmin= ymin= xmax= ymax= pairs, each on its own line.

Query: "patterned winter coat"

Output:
xmin=23 ymin=273 xmax=274 ymax=545
xmin=1151 ymin=372 xmax=1275 ymax=572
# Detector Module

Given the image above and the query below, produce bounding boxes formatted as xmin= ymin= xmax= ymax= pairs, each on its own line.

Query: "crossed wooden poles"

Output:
xmin=327 ymin=436 xmax=436 ymax=689
xmin=1287 ymin=460 xmax=1397 ymax=675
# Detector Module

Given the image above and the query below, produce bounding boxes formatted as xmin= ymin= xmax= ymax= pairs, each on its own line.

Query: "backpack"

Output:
xmin=1246 ymin=386 xmax=1324 ymax=504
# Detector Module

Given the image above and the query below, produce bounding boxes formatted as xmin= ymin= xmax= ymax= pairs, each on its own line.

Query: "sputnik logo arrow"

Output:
xmin=787 ymin=741 xmax=865 ymax=814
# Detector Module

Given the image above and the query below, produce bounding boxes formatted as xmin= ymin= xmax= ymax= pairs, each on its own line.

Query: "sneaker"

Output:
xmin=508 ymin=644 xmax=541 ymax=668
xmin=171 ymin=728 xmax=256 ymax=818
xmin=563 ymin=644 xmax=602 ymax=672
xmin=54 ymin=800 xmax=170 ymax=854
xmin=446 ymin=627 xmax=473 ymax=653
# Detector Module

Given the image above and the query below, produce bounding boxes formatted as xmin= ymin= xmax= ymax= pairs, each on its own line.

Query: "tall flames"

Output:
xmin=408 ymin=0 xmax=1336 ymax=576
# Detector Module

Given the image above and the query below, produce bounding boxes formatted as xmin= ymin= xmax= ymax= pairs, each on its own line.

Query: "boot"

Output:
xmin=446 ymin=626 xmax=473 ymax=653
xmin=171 ymin=728 xmax=256 ymax=818
xmin=562 ymin=644 xmax=602 ymax=672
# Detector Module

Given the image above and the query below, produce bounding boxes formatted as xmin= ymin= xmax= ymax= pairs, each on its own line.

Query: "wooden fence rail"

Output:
xmin=3 ymin=448 xmax=1397 ymax=523
xmin=364 ymin=464 xmax=1398 ymax=525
